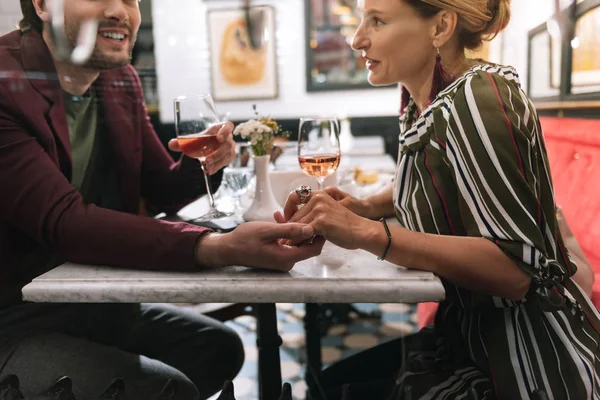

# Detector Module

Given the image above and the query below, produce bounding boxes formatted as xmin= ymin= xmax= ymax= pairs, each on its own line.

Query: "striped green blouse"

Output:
xmin=392 ymin=64 xmax=600 ymax=399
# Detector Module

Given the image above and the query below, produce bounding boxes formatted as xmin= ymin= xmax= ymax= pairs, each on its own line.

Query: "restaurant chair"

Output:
xmin=216 ymin=381 xmax=293 ymax=400
xmin=156 ymin=379 xmax=178 ymax=400
xmin=46 ymin=376 xmax=75 ymax=400
xmin=98 ymin=378 xmax=125 ymax=399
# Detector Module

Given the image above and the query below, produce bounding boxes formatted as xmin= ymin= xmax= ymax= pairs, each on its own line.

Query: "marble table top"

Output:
xmin=22 ymin=242 xmax=445 ymax=304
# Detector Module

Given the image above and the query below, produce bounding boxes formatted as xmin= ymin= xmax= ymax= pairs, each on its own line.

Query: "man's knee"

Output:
xmin=217 ymin=325 xmax=245 ymax=380
xmin=188 ymin=325 xmax=244 ymax=398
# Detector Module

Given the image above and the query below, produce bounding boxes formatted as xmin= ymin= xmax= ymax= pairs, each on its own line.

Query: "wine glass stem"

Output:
xmin=199 ymin=159 xmax=216 ymax=208
xmin=316 ymin=178 xmax=324 ymax=191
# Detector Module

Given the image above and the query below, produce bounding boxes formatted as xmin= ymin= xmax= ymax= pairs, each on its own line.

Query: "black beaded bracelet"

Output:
xmin=377 ymin=217 xmax=392 ymax=261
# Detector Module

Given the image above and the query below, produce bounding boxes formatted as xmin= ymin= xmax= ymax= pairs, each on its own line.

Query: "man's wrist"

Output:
xmin=194 ymin=232 xmax=229 ymax=268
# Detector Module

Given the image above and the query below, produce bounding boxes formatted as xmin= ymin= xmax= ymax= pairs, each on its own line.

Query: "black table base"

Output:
xmin=254 ymin=303 xmax=381 ymax=400
xmin=256 ymin=303 xmax=283 ymax=400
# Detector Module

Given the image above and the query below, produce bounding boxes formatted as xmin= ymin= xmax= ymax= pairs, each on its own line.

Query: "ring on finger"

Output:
xmin=295 ymin=185 xmax=312 ymax=204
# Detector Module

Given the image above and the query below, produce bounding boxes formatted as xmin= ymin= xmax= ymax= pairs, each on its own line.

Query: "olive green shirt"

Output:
xmin=391 ymin=63 xmax=599 ymax=399
xmin=62 ymin=90 xmax=97 ymax=192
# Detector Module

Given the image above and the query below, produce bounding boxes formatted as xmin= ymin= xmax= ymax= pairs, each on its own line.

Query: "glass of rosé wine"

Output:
xmin=297 ymin=118 xmax=341 ymax=191
xmin=173 ymin=94 xmax=234 ymax=222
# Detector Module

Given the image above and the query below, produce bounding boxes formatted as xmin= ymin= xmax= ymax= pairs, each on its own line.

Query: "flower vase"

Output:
xmin=243 ymin=155 xmax=280 ymax=222
xmin=339 ymin=118 xmax=354 ymax=153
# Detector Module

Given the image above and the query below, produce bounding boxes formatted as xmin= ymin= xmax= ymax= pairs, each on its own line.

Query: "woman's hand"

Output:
xmin=274 ymin=190 xmax=370 ymax=250
xmin=323 ymin=187 xmax=373 ymax=218
xmin=168 ymin=122 xmax=236 ymax=175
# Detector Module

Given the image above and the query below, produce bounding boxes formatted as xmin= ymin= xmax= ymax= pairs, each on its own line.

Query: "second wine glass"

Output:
xmin=174 ymin=94 xmax=234 ymax=222
xmin=298 ymin=118 xmax=341 ymax=191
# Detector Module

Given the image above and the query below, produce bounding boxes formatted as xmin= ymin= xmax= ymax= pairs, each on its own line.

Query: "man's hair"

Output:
xmin=18 ymin=0 xmax=44 ymax=33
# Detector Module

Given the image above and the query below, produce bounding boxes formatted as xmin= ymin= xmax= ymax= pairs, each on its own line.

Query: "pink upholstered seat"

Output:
xmin=417 ymin=116 xmax=600 ymax=329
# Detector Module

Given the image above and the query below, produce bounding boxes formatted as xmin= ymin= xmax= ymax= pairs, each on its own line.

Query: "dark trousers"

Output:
xmin=316 ymin=335 xmax=416 ymax=400
xmin=0 ymin=303 xmax=244 ymax=400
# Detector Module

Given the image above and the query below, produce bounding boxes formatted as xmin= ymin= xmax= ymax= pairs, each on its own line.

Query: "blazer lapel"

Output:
xmin=21 ymin=31 xmax=72 ymax=176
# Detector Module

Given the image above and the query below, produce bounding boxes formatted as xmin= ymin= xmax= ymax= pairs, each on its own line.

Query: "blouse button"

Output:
xmin=574 ymin=153 xmax=580 ymax=160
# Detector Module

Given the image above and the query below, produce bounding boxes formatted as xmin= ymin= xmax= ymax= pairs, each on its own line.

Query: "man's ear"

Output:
xmin=431 ymin=10 xmax=458 ymax=49
xmin=32 ymin=0 xmax=51 ymax=23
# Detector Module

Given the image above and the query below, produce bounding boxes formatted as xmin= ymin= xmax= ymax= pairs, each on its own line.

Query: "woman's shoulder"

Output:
xmin=441 ymin=62 xmax=523 ymax=103
xmin=438 ymin=62 xmax=534 ymax=121
xmin=399 ymin=63 xmax=531 ymax=151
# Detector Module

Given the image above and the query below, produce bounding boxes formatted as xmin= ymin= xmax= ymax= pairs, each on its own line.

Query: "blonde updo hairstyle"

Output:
xmin=404 ymin=0 xmax=511 ymax=50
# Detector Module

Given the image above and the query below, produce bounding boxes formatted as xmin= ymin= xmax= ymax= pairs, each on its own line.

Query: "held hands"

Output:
xmin=274 ymin=189 xmax=367 ymax=250
xmin=321 ymin=187 xmax=373 ymax=219
xmin=168 ymin=122 xmax=236 ymax=175
xmin=195 ymin=222 xmax=325 ymax=271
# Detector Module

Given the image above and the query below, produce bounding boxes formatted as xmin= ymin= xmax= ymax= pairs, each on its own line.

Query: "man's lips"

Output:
xmin=97 ymin=25 xmax=131 ymax=43
xmin=97 ymin=28 xmax=130 ymax=47
xmin=98 ymin=28 xmax=129 ymax=36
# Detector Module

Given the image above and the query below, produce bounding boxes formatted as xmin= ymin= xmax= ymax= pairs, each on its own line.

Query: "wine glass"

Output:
xmin=298 ymin=118 xmax=341 ymax=191
xmin=220 ymin=143 xmax=254 ymax=212
xmin=173 ymin=94 xmax=234 ymax=222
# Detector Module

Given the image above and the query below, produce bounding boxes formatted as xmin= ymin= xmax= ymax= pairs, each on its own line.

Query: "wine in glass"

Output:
xmin=298 ymin=118 xmax=341 ymax=191
xmin=174 ymin=94 xmax=234 ymax=222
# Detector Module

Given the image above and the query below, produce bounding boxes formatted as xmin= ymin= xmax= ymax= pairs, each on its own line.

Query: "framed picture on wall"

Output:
xmin=527 ymin=23 xmax=561 ymax=101
xmin=207 ymin=6 xmax=278 ymax=101
xmin=570 ymin=1 xmax=600 ymax=95
xmin=305 ymin=0 xmax=395 ymax=92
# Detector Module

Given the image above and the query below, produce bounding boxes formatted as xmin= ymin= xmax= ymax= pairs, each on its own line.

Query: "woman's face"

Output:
xmin=353 ymin=0 xmax=436 ymax=86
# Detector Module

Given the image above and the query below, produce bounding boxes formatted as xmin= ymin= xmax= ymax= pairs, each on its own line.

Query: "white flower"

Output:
xmin=251 ymin=131 xmax=262 ymax=142
xmin=233 ymin=119 xmax=273 ymax=141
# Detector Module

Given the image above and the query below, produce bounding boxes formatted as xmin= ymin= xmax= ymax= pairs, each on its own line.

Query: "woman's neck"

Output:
xmin=404 ymin=50 xmax=474 ymax=112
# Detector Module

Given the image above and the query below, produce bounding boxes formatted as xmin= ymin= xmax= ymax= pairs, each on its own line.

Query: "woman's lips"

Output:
xmin=366 ymin=59 xmax=380 ymax=70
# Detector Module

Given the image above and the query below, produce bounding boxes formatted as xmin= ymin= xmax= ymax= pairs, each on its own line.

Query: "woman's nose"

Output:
xmin=351 ymin=25 xmax=369 ymax=52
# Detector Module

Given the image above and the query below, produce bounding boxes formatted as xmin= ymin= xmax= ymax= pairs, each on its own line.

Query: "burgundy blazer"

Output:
xmin=0 ymin=30 xmax=217 ymax=303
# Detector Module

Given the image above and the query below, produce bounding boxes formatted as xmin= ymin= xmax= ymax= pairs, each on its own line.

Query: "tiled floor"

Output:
xmin=208 ymin=303 xmax=418 ymax=400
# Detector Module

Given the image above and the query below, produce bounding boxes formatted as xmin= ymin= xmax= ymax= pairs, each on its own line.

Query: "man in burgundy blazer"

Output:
xmin=0 ymin=1 xmax=323 ymax=398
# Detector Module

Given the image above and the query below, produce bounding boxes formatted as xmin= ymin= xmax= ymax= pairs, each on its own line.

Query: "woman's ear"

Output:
xmin=32 ymin=0 xmax=51 ymax=23
xmin=431 ymin=10 xmax=458 ymax=48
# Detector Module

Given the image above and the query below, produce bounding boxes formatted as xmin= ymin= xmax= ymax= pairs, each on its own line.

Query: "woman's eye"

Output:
xmin=373 ymin=18 xmax=384 ymax=26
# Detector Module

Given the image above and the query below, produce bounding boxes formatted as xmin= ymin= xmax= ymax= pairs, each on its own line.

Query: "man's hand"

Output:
xmin=194 ymin=222 xmax=325 ymax=271
xmin=169 ymin=122 xmax=236 ymax=175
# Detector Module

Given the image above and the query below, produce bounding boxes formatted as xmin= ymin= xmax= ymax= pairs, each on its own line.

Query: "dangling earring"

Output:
xmin=428 ymin=47 xmax=449 ymax=106
xmin=400 ymin=86 xmax=411 ymax=115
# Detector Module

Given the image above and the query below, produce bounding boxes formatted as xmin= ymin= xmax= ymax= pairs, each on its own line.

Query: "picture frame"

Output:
xmin=207 ymin=6 xmax=278 ymax=101
xmin=548 ymin=27 xmax=562 ymax=89
xmin=527 ymin=23 xmax=561 ymax=101
xmin=304 ymin=0 xmax=393 ymax=92
xmin=569 ymin=2 xmax=600 ymax=95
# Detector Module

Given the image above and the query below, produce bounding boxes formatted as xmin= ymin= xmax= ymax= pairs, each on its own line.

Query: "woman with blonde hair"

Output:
xmin=278 ymin=0 xmax=600 ymax=398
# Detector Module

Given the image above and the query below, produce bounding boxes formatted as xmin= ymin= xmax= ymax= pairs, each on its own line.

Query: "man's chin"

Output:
xmin=85 ymin=60 xmax=131 ymax=70
xmin=84 ymin=53 xmax=132 ymax=70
